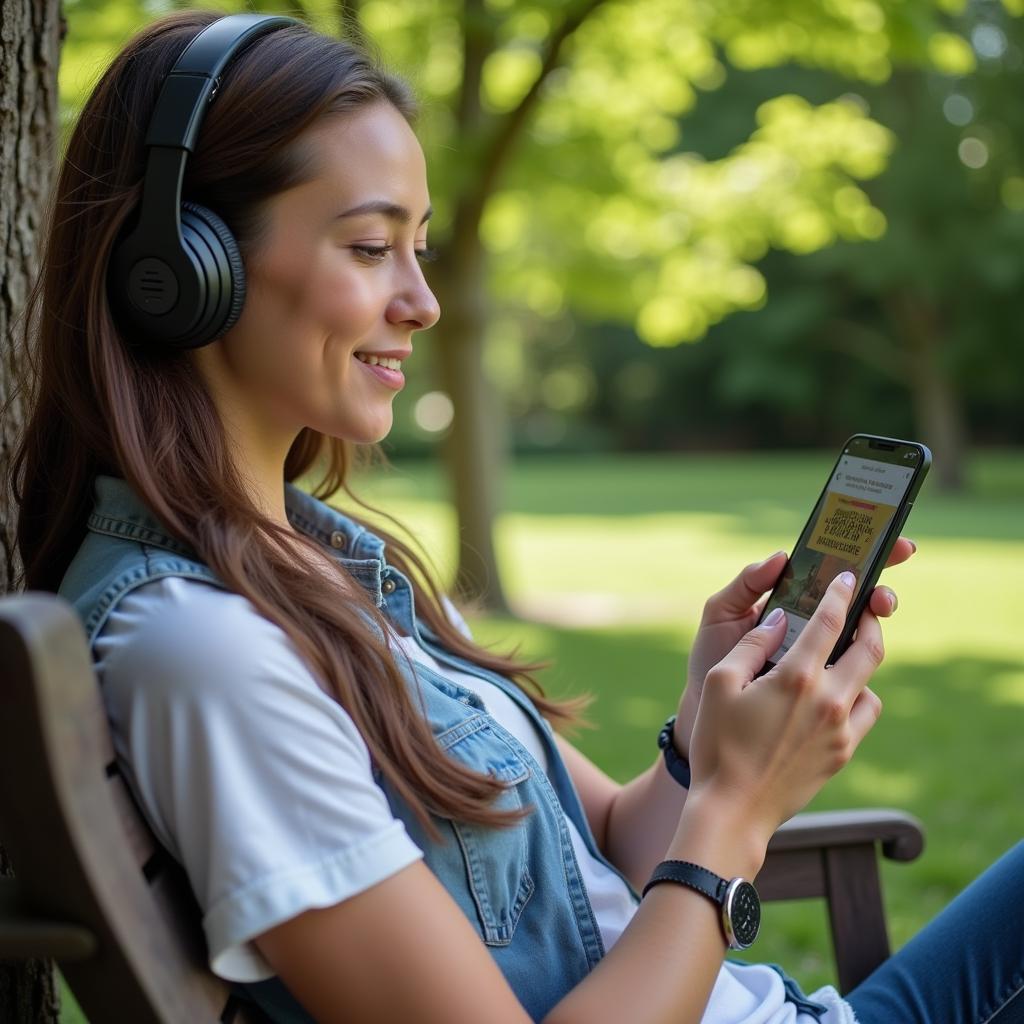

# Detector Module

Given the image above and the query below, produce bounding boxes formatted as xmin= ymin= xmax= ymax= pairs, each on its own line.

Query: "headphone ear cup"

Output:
xmin=180 ymin=201 xmax=247 ymax=345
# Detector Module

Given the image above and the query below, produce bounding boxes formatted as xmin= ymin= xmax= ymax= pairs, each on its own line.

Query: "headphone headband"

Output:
xmin=107 ymin=14 xmax=299 ymax=350
xmin=145 ymin=14 xmax=297 ymax=153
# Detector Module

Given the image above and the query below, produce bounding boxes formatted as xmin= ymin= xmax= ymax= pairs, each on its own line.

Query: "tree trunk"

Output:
xmin=427 ymin=0 xmax=606 ymax=610
xmin=0 ymin=0 xmax=62 ymax=591
xmin=434 ymin=0 xmax=509 ymax=611
xmin=906 ymin=338 xmax=966 ymax=491
xmin=0 ymin=1 xmax=64 ymax=1021
xmin=433 ymin=233 xmax=509 ymax=612
xmin=885 ymin=291 xmax=967 ymax=491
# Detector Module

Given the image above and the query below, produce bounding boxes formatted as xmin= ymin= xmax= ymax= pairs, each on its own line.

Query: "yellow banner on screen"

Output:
xmin=807 ymin=492 xmax=897 ymax=564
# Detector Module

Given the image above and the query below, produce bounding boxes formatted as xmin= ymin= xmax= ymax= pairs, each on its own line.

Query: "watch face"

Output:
xmin=724 ymin=879 xmax=761 ymax=949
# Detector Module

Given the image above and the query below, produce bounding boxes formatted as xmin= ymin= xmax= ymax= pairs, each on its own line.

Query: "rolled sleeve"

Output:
xmin=93 ymin=576 xmax=423 ymax=981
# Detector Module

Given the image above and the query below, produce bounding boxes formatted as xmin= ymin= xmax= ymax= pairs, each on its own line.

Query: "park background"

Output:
xmin=45 ymin=0 xmax=1024 ymax=1016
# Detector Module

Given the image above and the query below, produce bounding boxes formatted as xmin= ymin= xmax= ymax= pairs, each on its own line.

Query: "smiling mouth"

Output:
xmin=354 ymin=353 xmax=403 ymax=370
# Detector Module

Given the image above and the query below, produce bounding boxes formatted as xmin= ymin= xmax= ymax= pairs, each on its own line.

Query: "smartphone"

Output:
xmin=757 ymin=434 xmax=931 ymax=670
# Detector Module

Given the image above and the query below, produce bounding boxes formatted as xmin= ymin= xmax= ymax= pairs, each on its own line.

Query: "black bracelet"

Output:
xmin=657 ymin=714 xmax=691 ymax=789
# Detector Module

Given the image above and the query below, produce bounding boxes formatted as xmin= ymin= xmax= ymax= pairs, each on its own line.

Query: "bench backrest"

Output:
xmin=0 ymin=592 xmax=266 ymax=1024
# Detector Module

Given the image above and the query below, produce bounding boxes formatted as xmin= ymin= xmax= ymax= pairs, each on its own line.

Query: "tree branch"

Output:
xmin=456 ymin=0 xmax=491 ymax=136
xmin=458 ymin=0 xmax=611 ymax=234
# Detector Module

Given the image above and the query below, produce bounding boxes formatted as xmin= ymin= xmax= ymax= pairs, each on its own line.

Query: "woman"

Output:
xmin=10 ymin=11 xmax=1023 ymax=1024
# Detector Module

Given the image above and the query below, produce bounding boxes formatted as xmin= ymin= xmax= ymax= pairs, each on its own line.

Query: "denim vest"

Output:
xmin=57 ymin=475 xmax=637 ymax=1022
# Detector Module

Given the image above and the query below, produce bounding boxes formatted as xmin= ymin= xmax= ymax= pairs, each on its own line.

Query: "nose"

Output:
xmin=387 ymin=260 xmax=441 ymax=331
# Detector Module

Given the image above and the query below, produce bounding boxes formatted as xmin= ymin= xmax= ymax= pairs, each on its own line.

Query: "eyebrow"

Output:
xmin=336 ymin=200 xmax=433 ymax=225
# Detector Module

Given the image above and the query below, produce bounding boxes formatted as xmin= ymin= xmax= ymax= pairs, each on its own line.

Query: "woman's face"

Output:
xmin=199 ymin=101 xmax=440 ymax=449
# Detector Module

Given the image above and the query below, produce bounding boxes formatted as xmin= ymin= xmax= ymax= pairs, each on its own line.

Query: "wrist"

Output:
xmin=676 ymin=691 xmax=697 ymax=760
xmin=671 ymin=710 xmax=690 ymax=762
xmin=668 ymin=789 xmax=771 ymax=882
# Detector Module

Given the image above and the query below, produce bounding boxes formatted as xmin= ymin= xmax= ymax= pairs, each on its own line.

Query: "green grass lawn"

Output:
xmin=58 ymin=448 xmax=1024 ymax=1019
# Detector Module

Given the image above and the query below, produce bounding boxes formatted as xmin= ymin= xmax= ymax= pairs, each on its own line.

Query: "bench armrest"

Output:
xmin=769 ymin=808 xmax=925 ymax=862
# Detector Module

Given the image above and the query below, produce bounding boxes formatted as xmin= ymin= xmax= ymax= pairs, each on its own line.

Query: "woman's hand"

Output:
xmin=674 ymin=539 xmax=914 ymax=759
xmin=685 ymin=571 xmax=887 ymax=845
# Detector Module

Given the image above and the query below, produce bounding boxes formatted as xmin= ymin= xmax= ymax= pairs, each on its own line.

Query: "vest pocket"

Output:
xmin=441 ymin=719 xmax=536 ymax=946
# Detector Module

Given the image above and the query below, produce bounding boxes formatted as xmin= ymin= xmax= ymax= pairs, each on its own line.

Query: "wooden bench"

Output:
xmin=0 ymin=592 xmax=925 ymax=1022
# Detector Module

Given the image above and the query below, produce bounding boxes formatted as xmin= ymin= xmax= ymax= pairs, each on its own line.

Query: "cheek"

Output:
xmin=296 ymin=250 xmax=381 ymax=333
xmin=248 ymin=238 xmax=372 ymax=328
xmin=272 ymin=238 xmax=376 ymax=323
xmin=229 ymin=244 xmax=384 ymax=402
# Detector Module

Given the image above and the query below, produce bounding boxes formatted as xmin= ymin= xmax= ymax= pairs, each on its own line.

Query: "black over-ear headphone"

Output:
xmin=107 ymin=14 xmax=298 ymax=350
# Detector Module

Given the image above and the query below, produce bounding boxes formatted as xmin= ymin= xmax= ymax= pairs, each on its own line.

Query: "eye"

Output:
xmin=351 ymin=245 xmax=440 ymax=265
xmin=351 ymin=244 xmax=393 ymax=262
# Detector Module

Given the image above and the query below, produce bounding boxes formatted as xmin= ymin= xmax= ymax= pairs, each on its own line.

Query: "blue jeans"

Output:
xmin=846 ymin=841 xmax=1024 ymax=1023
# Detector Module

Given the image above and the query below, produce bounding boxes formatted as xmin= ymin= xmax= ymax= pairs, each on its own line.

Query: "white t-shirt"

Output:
xmin=93 ymin=575 xmax=853 ymax=1024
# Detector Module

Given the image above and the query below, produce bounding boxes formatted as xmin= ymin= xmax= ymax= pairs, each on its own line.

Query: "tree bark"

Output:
xmin=0 ymin=1 xmax=64 ymax=1021
xmin=0 ymin=0 xmax=62 ymax=592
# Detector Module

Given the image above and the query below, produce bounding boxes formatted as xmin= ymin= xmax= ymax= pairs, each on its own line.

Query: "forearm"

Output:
xmin=544 ymin=795 xmax=768 ymax=1024
xmin=604 ymin=729 xmax=690 ymax=891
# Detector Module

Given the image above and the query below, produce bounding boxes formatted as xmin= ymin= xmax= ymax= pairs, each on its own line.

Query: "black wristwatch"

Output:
xmin=642 ymin=860 xmax=761 ymax=950
xmin=657 ymin=714 xmax=691 ymax=789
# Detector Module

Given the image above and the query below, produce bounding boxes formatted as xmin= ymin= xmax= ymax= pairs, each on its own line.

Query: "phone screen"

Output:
xmin=761 ymin=436 xmax=926 ymax=664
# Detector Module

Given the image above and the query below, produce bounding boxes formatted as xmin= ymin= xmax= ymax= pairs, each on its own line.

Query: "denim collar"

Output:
xmin=87 ymin=474 xmax=388 ymax=605
xmin=282 ymin=480 xmax=384 ymax=562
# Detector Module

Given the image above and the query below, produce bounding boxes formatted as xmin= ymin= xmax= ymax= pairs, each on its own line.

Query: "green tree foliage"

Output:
xmin=814 ymin=1 xmax=1024 ymax=487
xmin=578 ymin=0 xmax=1024 ymax=487
xmin=59 ymin=0 xmax=973 ymax=352
xmin=363 ymin=0 xmax=912 ymax=343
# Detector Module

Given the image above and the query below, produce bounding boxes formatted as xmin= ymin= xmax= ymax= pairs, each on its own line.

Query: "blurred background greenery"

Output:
xmin=56 ymin=0 xmax=1023 ymax=1014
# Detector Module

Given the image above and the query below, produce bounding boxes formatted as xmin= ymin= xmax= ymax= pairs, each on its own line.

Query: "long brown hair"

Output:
xmin=10 ymin=10 xmax=583 ymax=836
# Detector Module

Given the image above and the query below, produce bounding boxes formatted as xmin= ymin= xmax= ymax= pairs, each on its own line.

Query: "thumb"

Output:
xmin=707 ymin=606 xmax=787 ymax=690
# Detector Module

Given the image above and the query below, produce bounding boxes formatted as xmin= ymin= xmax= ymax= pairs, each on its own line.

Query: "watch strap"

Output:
xmin=657 ymin=714 xmax=691 ymax=788
xmin=642 ymin=859 xmax=762 ymax=949
xmin=642 ymin=859 xmax=728 ymax=902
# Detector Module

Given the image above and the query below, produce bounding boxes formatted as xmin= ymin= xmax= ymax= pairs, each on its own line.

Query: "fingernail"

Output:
xmin=761 ymin=607 xmax=785 ymax=628
xmin=908 ymin=539 xmax=918 ymax=553
xmin=889 ymin=591 xmax=898 ymax=612
xmin=838 ymin=571 xmax=856 ymax=588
